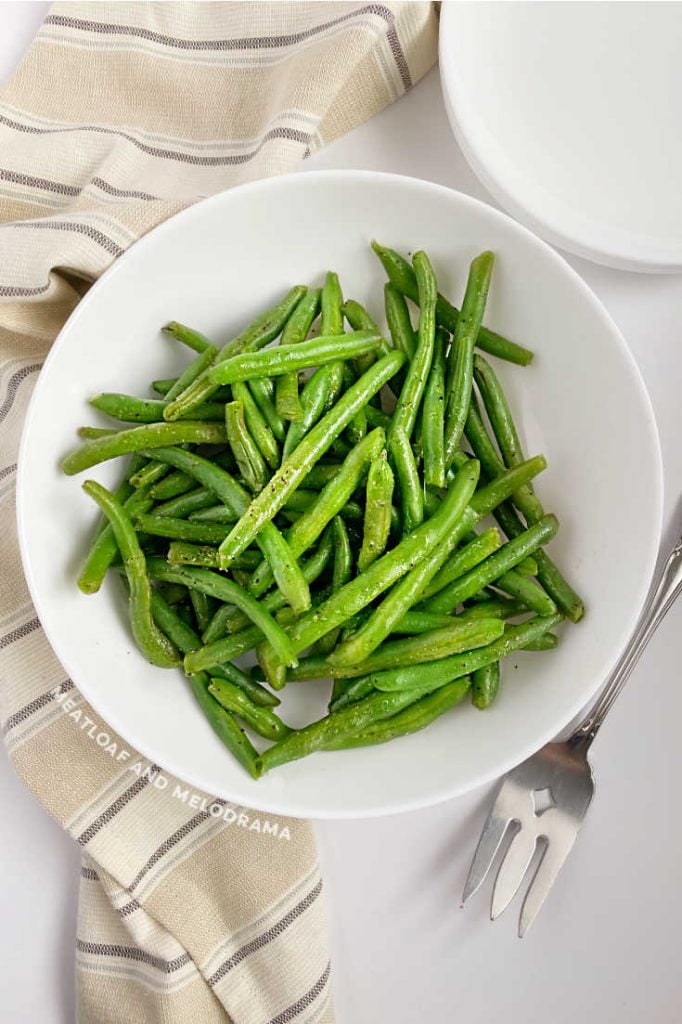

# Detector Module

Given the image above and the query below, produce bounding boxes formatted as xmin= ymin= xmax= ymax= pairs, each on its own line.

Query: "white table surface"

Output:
xmin=1 ymin=5 xmax=681 ymax=1022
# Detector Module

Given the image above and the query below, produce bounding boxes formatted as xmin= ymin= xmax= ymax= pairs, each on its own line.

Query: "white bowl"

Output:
xmin=17 ymin=171 xmax=662 ymax=819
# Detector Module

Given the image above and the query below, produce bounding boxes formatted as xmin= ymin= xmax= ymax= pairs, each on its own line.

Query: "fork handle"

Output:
xmin=571 ymin=533 xmax=682 ymax=746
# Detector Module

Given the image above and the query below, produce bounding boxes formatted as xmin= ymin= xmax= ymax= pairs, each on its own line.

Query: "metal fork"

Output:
xmin=462 ymin=530 xmax=682 ymax=937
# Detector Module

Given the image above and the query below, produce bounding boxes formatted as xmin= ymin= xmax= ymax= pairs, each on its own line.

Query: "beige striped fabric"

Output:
xmin=0 ymin=4 xmax=438 ymax=1022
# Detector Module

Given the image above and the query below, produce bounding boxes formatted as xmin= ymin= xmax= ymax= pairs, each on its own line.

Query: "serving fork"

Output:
xmin=462 ymin=529 xmax=682 ymax=936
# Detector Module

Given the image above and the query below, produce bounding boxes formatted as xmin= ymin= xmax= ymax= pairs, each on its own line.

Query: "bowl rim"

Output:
xmin=16 ymin=168 xmax=664 ymax=818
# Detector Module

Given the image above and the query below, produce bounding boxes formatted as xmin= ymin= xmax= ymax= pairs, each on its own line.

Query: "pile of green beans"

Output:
xmin=63 ymin=243 xmax=583 ymax=778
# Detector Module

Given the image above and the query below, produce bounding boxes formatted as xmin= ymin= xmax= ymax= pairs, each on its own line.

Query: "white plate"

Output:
xmin=17 ymin=171 xmax=662 ymax=819
xmin=439 ymin=3 xmax=682 ymax=272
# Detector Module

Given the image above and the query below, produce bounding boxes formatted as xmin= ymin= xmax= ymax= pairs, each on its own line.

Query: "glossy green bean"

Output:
xmin=231 ymin=381 xmax=280 ymax=470
xmin=212 ymin=661 xmax=281 ymax=707
xmin=384 ymin=282 xmax=416 ymax=360
xmin=342 ymin=298 xmax=389 ymax=375
xmin=444 ymin=251 xmax=495 ymax=466
xmin=389 ymin=425 xmax=423 ymax=534
xmin=135 ymin=514 xmax=230 ymax=545
xmin=327 ymin=678 xmax=471 ymax=748
xmin=189 ymin=588 xmax=213 ymax=633
xmin=290 ymin=618 xmax=503 ymax=680
xmin=216 ymin=351 xmax=405 ymax=567
xmin=188 ymin=673 xmax=260 ymax=778
xmin=282 ymin=362 xmax=344 ymax=459
xmin=163 ymin=344 xmax=219 ymax=403
xmin=167 ymin=541 xmax=222 ymax=567
xmin=256 ymin=687 xmax=423 ymax=774
xmin=328 ymin=677 xmax=373 ymax=712
xmin=314 ymin=516 xmax=352 ymax=656
xmin=137 ymin=445 xmax=310 ymax=614
xmin=424 ymin=514 xmax=558 ymax=613
xmin=422 ymin=326 xmax=448 ymax=488
xmin=372 ymin=613 xmax=562 ymax=692
xmin=391 ymin=610 xmax=457 ymax=634
xmin=208 ymin=331 xmax=381 ymax=387
xmin=145 ymin=557 xmax=298 ymax=667
xmin=163 ymin=320 xmax=214 ymax=354
xmin=301 ymin=463 xmax=344 ymax=490
xmin=275 ymin=287 xmax=322 ymax=421
xmin=208 ymin=678 xmax=290 ymax=741
xmin=329 ymin=459 xmax=480 ymax=668
xmin=455 ymin=597 xmax=526 ymax=622
xmin=390 ymin=250 xmax=437 ymax=440
xmin=149 ymin=469 xmax=196 ymax=502
xmin=154 ymin=486 xmax=216 ymax=519
xmin=421 ymin=528 xmax=501 ymax=601
xmin=494 ymin=569 xmax=558 ymax=616
xmin=358 ymin=450 xmax=394 ymax=571
xmin=248 ymin=378 xmax=286 ymax=442
xmin=152 ymin=378 xmax=176 ymax=396
xmin=62 ymin=422 xmax=226 ymax=475
xmin=128 ymin=460 xmax=169 ymax=489
xmin=77 ymin=489 xmax=154 ymax=594
xmin=249 ymin=428 xmax=384 ymax=596
xmin=516 ymin=555 xmax=538 ymax=576
xmin=471 ymin=661 xmax=500 ymax=709
xmin=371 ymin=241 xmax=533 ymax=366
xmin=163 ymin=285 xmax=306 ymax=419
xmin=225 ymin=400 xmax=268 ymax=493
xmin=89 ymin=393 xmax=225 ymax=424
xmin=82 ymin=482 xmax=179 ymax=666
xmin=473 ymin=354 xmax=526 ymax=470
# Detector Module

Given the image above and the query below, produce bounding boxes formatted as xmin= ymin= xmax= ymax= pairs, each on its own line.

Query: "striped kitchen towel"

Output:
xmin=0 ymin=3 xmax=438 ymax=1022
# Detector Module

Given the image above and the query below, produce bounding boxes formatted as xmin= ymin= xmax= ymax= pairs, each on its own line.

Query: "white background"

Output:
xmin=1 ymin=4 xmax=681 ymax=1022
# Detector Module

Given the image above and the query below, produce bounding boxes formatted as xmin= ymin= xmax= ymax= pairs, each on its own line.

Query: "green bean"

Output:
xmin=162 ymin=320 xmax=214 ymax=354
xmin=493 ymin=569 xmax=558 ymax=616
xmin=188 ymin=672 xmax=260 ymax=778
xmin=135 ymin=514 xmax=230 ymax=545
xmin=444 ymin=251 xmax=495 ymax=466
xmin=89 ymin=393 xmax=225 ymax=424
xmin=391 ymin=610 xmax=458 ymax=634
xmin=231 ymin=381 xmax=279 ymax=470
xmin=327 ymin=678 xmax=471 ymax=748
xmin=217 ymin=352 xmax=405 ymax=567
xmin=283 ymin=363 xmax=344 ymax=460
xmin=290 ymin=619 xmax=503 ymax=680
xmin=128 ymin=460 xmax=169 ymax=490
xmin=248 ymin=378 xmax=287 ymax=442
xmin=390 ymin=250 xmax=437 ymax=440
xmin=78 ymin=426 xmax=115 ymax=439
xmin=301 ymin=463 xmax=344 ymax=490
xmin=328 ymin=676 xmax=374 ymax=712
xmin=372 ymin=241 xmax=533 ymax=366
xmin=164 ymin=344 xmax=219 ymax=403
xmin=154 ymin=486 xmax=216 ymax=519
xmin=167 ymin=542 xmax=221 ymax=567
xmin=136 ymin=445 xmax=310 ymax=615
xmin=225 ymin=399 xmax=268 ymax=493
xmin=152 ymin=378 xmax=176 ymax=396
xmin=314 ymin=516 xmax=353 ymax=656
xmin=189 ymin=588 xmax=213 ymax=634
xmin=465 ymin=393 xmax=544 ymax=522
xmin=455 ymin=596 xmax=526 ymax=621
xmin=421 ymin=528 xmax=501 ymax=601
xmin=149 ymin=469 xmax=195 ymax=501
xmin=342 ymin=298 xmax=389 ymax=374
xmin=346 ymin=404 xmax=367 ymax=445
xmin=82 ymin=482 xmax=179 ymax=666
xmin=199 ymin=530 xmax=334 ymax=645
xmin=212 ymin=661 xmax=280 ymax=707
xmin=389 ymin=425 xmax=423 ymax=534
xmin=372 ymin=613 xmax=562 ymax=693
xmin=249 ymin=428 xmax=384 ymax=597
xmin=424 ymin=515 xmax=558 ymax=613
xmin=525 ymin=633 xmax=558 ymax=651
xmin=471 ymin=662 xmax=500 ymax=710
xmin=384 ymin=282 xmax=417 ymax=360
xmin=263 ymin=458 xmax=483 ymax=673
xmin=283 ymin=491 xmax=363 ymax=520
xmin=77 ymin=489 xmax=154 ymax=594
xmin=516 ymin=555 xmax=538 ymax=576
xmin=256 ymin=687 xmax=424 ymax=774
xmin=62 ymin=422 xmax=226 ymax=475
xmin=473 ymin=354 xmax=526 ymax=470
xmin=188 ymin=504 xmax=242 ymax=522
xmin=358 ymin=450 xmax=394 ymax=571
xmin=493 ymin=500 xmax=584 ymax=622
xmin=364 ymin=406 xmax=391 ymax=431
xmin=329 ymin=460 xmax=480 ymax=668
xmin=163 ymin=286 xmax=306 ymax=419
xmin=275 ymin=287 xmax=322 ymax=421
xmin=422 ymin=327 xmax=448 ymax=488
xmin=208 ymin=678 xmax=290 ymax=741
xmin=145 ymin=558 xmax=298 ymax=667
xmin=208 ymin=332 xmax=381 ymax=387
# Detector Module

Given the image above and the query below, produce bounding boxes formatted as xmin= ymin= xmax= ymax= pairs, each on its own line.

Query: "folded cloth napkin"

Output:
xmin=0 ymin=3 xmax=437 ymax=1021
